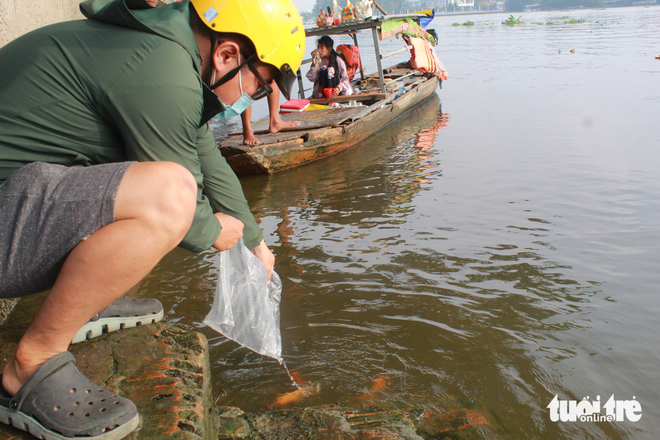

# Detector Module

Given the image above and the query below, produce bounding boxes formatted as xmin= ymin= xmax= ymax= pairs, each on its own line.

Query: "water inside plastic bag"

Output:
xmin=203 ymin=239 xmax=282 ymax=362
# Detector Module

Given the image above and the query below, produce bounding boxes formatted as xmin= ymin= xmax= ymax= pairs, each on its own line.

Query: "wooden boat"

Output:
xmin=217 ymin=14 xmax=445 ymax=176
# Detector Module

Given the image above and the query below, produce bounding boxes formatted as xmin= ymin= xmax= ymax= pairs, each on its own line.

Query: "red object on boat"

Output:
xmin=280 ymin=99 xmax=310 ymax=113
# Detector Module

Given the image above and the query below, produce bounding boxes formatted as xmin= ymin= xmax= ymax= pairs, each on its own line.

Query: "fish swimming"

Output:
xmin=273 ymin=381 xmax=321 ymax=406
xmin=354 ymin=374 xmax=389 ymax=403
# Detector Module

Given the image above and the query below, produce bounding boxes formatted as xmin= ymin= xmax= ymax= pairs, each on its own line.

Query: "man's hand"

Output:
xmin=213 ymin=213 xmax=244 ymax=251
xmin=251 ymin=240 xmax=275 ymax=283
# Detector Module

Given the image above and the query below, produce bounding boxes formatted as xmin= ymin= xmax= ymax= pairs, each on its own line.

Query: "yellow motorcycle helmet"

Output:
xmin=191 ymin=0 xmax=305 ymax=100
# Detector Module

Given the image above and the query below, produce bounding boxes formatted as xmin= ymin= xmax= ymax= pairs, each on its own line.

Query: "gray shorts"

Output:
xmin=0 ymin=161 xmax=134 ymax=299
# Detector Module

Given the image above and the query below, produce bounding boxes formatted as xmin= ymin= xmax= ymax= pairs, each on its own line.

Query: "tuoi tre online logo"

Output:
xmin=547 ymin=395 xmax=642 ymax=422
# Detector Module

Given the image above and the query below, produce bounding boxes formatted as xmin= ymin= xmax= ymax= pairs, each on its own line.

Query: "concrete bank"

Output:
xmin=0 ymin=0 xmax=83 ymax=48
xmin=215 ymin=404 xmax=491 ymax=439
xmin=0 ymin=296 xmax=495 ymax=439
xmin=0 ymin=294 xmax=213 ymax=440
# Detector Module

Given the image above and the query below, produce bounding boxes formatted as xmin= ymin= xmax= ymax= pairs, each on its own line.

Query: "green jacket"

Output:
xmin=0 ymin=0 xmax=263 ymax=252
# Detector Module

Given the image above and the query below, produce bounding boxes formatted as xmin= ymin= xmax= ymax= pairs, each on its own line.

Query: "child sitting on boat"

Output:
xmin=307 ymin=36 xmax=351 ymax=99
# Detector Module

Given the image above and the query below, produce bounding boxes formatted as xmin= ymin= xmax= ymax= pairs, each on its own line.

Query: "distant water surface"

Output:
xmin=141 ymin=6 xmax=660 ymax=439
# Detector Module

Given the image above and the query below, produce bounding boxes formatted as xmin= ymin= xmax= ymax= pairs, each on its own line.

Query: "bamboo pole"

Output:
xmin=372 ymin=0 xmax=387 ymax=15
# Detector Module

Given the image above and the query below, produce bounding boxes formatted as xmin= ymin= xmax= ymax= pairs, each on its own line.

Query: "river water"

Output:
xmin=139 ymin=6 xmax=660 ymax=439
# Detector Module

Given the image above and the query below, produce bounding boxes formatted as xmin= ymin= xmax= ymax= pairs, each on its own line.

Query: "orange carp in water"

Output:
xmin=273 ymin=381 xmax=321 ymax=406
xmin=354 ymin=374 xmax=388 ymax=403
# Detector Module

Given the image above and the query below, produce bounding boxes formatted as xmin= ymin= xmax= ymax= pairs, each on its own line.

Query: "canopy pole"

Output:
xmin=381 ymin=45 xmax=412 ymax=60
xmin=296 ymin=69 xmax=305 ymax=100
xmin=372 ymin=0 xmax=387 ymax=15
xmin=351 ymin=33 xmax=365 ymax=81
xmin=371 ymin=26 xmax=385 ymax=93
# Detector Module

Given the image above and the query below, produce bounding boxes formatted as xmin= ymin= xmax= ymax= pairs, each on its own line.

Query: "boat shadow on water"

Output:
xmin=241 ymin=93 xmax=449 ymax=222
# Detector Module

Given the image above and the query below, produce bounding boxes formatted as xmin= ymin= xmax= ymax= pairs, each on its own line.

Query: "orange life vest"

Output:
xmin=336 ymin=44 xmax=361 ymax=80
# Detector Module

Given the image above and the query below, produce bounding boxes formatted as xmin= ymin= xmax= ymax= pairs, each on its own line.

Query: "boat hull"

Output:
xmin=218 ymin=76 xmax=439 ymax=175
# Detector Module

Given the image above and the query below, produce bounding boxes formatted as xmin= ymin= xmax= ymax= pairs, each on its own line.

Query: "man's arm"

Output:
xmin=196 ymin=125 xmax=264 ymax=249
xmin=198 ymin=126 xmax=274 ymax=280
xmin=99 ymin=39 xmax=258 ymax=252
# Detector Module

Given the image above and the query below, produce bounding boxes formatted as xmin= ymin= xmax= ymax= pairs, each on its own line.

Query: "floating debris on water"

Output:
xmin=502 ymin=15 xmax=523 ymax=26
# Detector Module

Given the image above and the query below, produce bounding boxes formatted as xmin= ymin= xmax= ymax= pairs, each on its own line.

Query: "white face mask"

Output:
xmin=213 ymin=52 xmax=255 ymax=120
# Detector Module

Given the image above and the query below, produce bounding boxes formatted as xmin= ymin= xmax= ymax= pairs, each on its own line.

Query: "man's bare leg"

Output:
xmin=268 ymin=83 xmax=299 ymax=133
xmin=1 ymin=161 xmax=197 ymax=396
xmin=241 ymin=106 xmax=260 ymax=146
xmin=242 ymin=84 xmax=300 ymax=146
xmin=241 ymin=82 xmax=300 ymax=145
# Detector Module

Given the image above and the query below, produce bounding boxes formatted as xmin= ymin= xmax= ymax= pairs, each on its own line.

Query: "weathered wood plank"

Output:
xmin=230 ymin=107 xmax=363 ymax=135
xmin=348 ymin=94 xmax=397 ymax=122
xmin=306 ymin=127 xmax=344 ymax=143
xmin=220 ymin=131 xmax=307 ymax=148
xmin=308 ymin=93 xmax=387 ymax=104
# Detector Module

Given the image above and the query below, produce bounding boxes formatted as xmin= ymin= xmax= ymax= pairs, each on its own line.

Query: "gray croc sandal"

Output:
xmin=0 ymin=352 xmax=139 ymax=439
xmin=72 ymin=296 xmax=164 ymax=344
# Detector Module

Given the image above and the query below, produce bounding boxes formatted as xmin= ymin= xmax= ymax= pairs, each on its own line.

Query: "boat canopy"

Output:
xmin=299 ymin=12 xmax=434 ymax=97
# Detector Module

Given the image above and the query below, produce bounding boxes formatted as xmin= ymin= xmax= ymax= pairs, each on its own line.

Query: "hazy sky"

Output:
xmin=293 ymin=0 xmax=317 ymax=13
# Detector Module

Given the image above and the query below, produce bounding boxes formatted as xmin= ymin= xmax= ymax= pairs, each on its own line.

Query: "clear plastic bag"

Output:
xmin=203 ymin=239 xmax=282 ymax=362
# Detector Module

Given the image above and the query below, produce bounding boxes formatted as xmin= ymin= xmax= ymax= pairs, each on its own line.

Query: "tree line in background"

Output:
xmin=310 ymin=0 xmax=400 ymax=16
xmin=505 ymin=0 xmax=607 ymax=10
xmin=307 ymin=0 xmax=479 ymax=17
xmin=304 ymin=0 xmax=635 ymax=18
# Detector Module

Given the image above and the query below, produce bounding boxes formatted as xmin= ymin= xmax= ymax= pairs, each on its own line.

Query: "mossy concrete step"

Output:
xmin=0 ymin=322 xmax=212 ymax=440
xmin=0 ymin=299 xmax=18 ymax=328
xmin=1 ymin=296 xmax=496 ymax=440
xmin=216 ymin=404 xmax=493 ymax=439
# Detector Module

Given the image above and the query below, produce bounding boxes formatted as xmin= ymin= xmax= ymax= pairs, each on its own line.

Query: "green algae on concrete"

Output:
xmin=215 ymin=404 xmax=494 ymax=440
xmin=247 ymin=407 xmax=356 ymax=440
xmin=1 ymin=298 xmax=498 ymax=440
xmin=416 ymin=409 xmax=490 ymax=439
xmin=0 ymin=317 xmax=212 ymax=440
xmin=217 ymin=407 xmax=251 ymax=439
xmin=73 ymin=324 xmax=213 ymax=440
xmin=0 ymin=299 xmax=18 ymax=328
